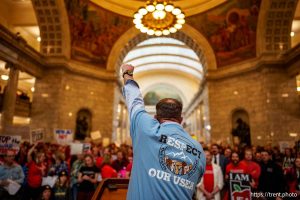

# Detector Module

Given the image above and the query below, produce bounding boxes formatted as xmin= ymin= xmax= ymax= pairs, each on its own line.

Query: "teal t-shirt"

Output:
xmin=123 ymin=80 xmax=206 ymax=200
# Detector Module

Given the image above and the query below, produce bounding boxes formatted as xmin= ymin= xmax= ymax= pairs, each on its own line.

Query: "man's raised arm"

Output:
xmin=121 ymin=64 xmax=145 ymax=120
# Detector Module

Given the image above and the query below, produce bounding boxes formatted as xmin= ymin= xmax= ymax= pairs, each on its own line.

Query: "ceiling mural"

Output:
xmin=65 ymin=0 xmax=132 ymax=65
xmin=187 ymin=0 xmax=261 ymax=67
xmin=144 ymin=85 xmax=182 ymax=106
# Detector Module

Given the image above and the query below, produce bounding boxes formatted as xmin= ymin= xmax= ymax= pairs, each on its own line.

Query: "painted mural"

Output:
xmin=187 ymin=0 xmax=261 ymax=67
xmin=65 ymin=0 xmax=132 ymax=65
xmin=144 ymin=86 xmax=182 ymax=106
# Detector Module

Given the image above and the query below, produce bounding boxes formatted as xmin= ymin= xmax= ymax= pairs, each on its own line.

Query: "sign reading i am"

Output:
xmin=229 ymin=173 xmax=251 ymax=200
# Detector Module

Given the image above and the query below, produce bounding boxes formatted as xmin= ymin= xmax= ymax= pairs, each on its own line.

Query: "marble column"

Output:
xmin=1 ymin=63 xmax=19 ymax=133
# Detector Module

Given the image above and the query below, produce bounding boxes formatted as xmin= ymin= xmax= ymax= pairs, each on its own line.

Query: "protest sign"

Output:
xmin=30 ymin=129 xmax=44 ymax=143
xmin=70 ymin=143 xmax=91 ymax=155
xmin=54 ymin=129 xmax=73 ymax=144
xmin=0 ymin=135 xmax=21 ymax=154
xmin=83 ymin=143 xmax=91 ymax=153
xmin=229 ymin=173 xmax=251 ymax=200
xmin=91 ymin=130 xmax=101 ymax=140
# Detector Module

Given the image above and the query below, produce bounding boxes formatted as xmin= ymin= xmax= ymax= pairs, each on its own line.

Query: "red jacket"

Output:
xmin=101 ymin=164 xmax=118 ymax=179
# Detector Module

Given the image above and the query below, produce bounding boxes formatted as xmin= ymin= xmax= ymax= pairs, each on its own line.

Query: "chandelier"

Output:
xmin=133 ymin=0 xmax=185 ymax=36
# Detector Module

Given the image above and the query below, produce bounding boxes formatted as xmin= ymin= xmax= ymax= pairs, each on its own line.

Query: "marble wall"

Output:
xmin=208 ymin=65 xmax=300 ymax=145
xmin=30 ymin=69 xmax=116 ymax=141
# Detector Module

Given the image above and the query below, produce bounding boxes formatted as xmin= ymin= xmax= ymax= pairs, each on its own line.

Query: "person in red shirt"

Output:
xmin=197 ymin=150 xmax=224 ymax=200
xmin=225 ymin=152 xmax=247 ymax=177
xmin=100 ymin=155 xmax=117 ymax=179
xmin=224 ymin=152 xmax=248 ymax=200
xmin=24 ymin=143 xmax=47 ymax=200
xmin=240 ymin=148 xmax=261 ymax=189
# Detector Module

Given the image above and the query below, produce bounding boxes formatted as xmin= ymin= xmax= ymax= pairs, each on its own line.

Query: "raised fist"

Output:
xmin=121 ymin=64 xmax=134 ymax=74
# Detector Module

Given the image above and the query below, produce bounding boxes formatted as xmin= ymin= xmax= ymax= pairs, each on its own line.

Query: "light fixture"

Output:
xmin=37 ymin=36 xmax=41 ymax=42
xmin=290 ymin=32 xmax=295 ymax=37
xmin=133 ymin=1 xmax=185 ymax=36
xmin=31 ymin=87 xmax=35 ymax=92
xmin=289 ymin=133 xmax=297 ymax=137
xmin=1 ymin=75 xmax=9 ymax=81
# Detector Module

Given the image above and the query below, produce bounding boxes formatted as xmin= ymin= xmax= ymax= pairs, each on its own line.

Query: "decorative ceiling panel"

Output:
xmin=90 ymin=0 xmax=227 ymax=17
xmin=65 ymin=0 xmax=132 ymax=65
xmin=187 ymin=0 xmax=262 ymax=67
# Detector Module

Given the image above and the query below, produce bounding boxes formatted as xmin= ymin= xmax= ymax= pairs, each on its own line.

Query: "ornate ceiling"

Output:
xmin=2 ymin=0 xmax=299 ymax=69
xmin=90 ymin=0 xmax=227 ymax=17
xmin=64 ymin=0 xmax=262 ymax=68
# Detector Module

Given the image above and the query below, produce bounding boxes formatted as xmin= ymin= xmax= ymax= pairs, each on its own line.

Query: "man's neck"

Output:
xmin=159 ymin=118 xmax=181 ymax=124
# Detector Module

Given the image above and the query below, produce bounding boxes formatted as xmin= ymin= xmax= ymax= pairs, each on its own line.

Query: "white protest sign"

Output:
xmin=70 ymin=143 xmax=91 ymax=155
xmin=91 ymin=130 xmax=101 ymax=140
xmin=70 ymin=143 xmax=83 ymax=155
xmin=30 ymin=129 xmax=44 ymax=143
xmin=0 ymin=135 xmax=21 ymax=154
xmin=54 ymin=129 xmax=73 ymax=144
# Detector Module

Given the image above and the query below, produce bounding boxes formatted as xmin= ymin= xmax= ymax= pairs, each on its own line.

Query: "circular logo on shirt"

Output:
xmin=158 ymin=134 xmax=200 ymax=178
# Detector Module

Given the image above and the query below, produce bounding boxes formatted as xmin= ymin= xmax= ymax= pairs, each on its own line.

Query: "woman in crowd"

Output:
xmin=285 ymin=157 xmax=300 ymax=194
xmin=100 ymin=155 xmax=117 ymax=179
xmin=53 ymin=170 xmax=70 ymax=200
xmin=48 ymin=152 xmax=69 ymax=176
xmin=38 ymin=185 xmax=53 ymax=200
xmin=77 ymin=154 xmax=99 ymax=200
xmin=111 ymin=151 xmax=129 ymax=173
xmin=70 ymin=154 xmax=84 ymax=200
xmin=197 ymin=150 xmax=224 ymax=200
xmin=25 ymin=143 xmax=47 ymax=200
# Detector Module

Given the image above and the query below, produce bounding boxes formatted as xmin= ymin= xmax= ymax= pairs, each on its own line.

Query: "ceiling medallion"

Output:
xmin=133 ymin=0 xmax=185 ymax=36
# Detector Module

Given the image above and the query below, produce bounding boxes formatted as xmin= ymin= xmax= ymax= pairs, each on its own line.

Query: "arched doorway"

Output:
xmin=231 ymin=109 xmax=251 ymax=147
xmin=75 ymin=108 xmax=92 ymax=140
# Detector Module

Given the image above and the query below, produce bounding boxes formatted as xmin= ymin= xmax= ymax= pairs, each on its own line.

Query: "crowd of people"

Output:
xmin=197 ymin=143 xmax=300 ymax=200
xmin=0 ymin=140 xmax=299 ymax=200
xmin=0 ymin=141 xmax=132 ymax=200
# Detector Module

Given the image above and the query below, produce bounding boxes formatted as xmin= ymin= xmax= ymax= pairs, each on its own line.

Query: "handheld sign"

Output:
xmin=54 ymin=129 xmax=73 ymax=144
xmin=229 ymin=173 xmax=251 ymax=200
xmin=70 ymin=143 xmax=91 ymax=155
xmin=0 ymin=135 xmax=21 ymax=154
xmin=30 ymin=129 xmax=44 ymax=143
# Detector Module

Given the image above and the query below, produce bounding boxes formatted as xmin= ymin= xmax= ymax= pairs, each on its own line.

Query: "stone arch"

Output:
xmin=31 ymin=0 xmax=70 ymax=57
xmin=257 ymin=0 xmax=298 ymax=55
xmin=106 ymin=24 xmax=217 ymax=74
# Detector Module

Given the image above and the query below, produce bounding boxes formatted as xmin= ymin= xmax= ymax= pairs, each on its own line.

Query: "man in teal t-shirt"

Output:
xmin=122 ymin=64 xmax=206 ymax=200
